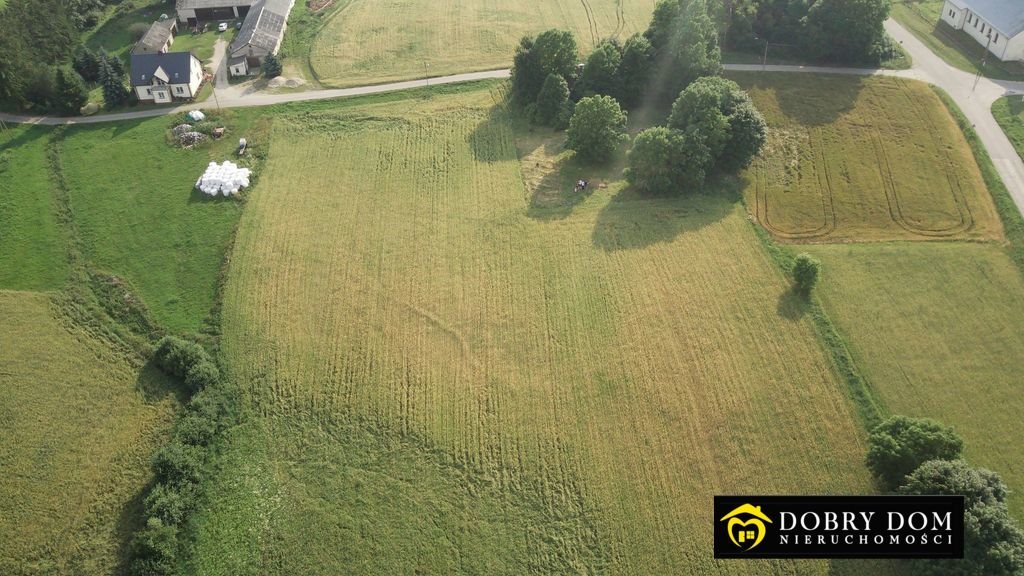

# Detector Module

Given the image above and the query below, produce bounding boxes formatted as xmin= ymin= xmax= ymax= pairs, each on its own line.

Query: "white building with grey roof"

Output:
xmin=941 ymin=0 xmax=1024 ymax=61
xmin=227 ymin=0 xmax=295 ymax=76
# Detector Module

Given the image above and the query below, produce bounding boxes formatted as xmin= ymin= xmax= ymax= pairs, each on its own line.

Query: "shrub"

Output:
xmin=566 ymin=95 xmax=628 ymax=164
xmin=184 ymin=359 xmax=220 ymax=393
xmin=262 ymin=53 xmax=282 ymax=78
xmin=129 ymin=517 xmax=177 ymax=576
xmin=792 ymin=253 xmax=821 ymax=295
xmin=174 ymin=412 xmax=219 ymax=446
xmin=151 ymin=441 xmax=204 ymax=487
xmin=866 ymin=416 xmax=964 ymax=490
xmin=153 ymin=336 xmax=209 ymax=379
xmin=144 ymin=482 xmax=196 ymax=526
xmin=55 ymin=69 xmax=88 ymax=116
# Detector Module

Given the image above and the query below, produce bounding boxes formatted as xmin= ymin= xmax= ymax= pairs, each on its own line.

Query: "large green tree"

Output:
xmin=55 ymin=68 xmax=88 ymax=115
xmin=576 ymin=39 xmax=621 ymax=99
xmin=668 ymin=76 xmax=766 ymax=173
xmin=644 ymin=0 xmax=722 ymax=100
xmin=511 ymin=29 xmax=578 ymax=104
xmin=866 ymin=416 xmax=965 ymax=490
xmin=625 ymin=126 xmax=710 ymax=194
xmin=566 ymin=95 xmax=628 ymax=164
xmin=901 ymin=460 xmax=1024 ymax=576
xmin=803 ymin=0 xmax=889 ymax=63
xmin=617 ymin=33 xmax=654 ymax=109
xmin=98 ymin=56 xmax=130 ymax=109
xmin=534 ymin=73 xmax=570 ymax=127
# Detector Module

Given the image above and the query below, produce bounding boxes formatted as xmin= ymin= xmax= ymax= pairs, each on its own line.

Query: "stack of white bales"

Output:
xmin=196 ymin=161 xmax=251 ymax=196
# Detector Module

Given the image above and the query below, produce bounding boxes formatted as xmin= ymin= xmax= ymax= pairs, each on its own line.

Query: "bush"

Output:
xmin=174 ymin=412 xmax=219 ymax=446
xmin=792 ymin=253 xmax=821 ymax=295
xmin=143 ymin=482 xmax=196 ymax=526
xmin=153 ymin=336 xmax=209 ymax=380
xmin=866 ymin=416 xmax=964 ymax=490
xmin=55 ymin=69 xmax=88 ymax=116
xmin=262 ymin=53 xmax=282 ymax=78
xmin=184 ymin=359 xmax=220 ymax=393
xmin=566 ymin=95 xmax=628 ymax=164
xmin=151 ymin=441 xmax=204 ymax=487
xmin=129 ymin=517 xmax=177 ymax=576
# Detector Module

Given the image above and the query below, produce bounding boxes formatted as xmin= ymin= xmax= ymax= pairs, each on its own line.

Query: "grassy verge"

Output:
xmin=992 ymin=95 xmax=1024 ymax=163
xmin=933 ymin=87 xmax=1024 ymax=272
xmin=277 ymin=0 xmax=354 ymax=87
xmin=890 ymin=1 xmax=1024 ymax=80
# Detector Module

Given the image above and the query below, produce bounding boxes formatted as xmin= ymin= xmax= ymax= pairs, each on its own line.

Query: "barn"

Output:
xmin=176 ymin=0 xmax=255 ymax=27
xmin=227 ymin=0 xmax=295 ymax=76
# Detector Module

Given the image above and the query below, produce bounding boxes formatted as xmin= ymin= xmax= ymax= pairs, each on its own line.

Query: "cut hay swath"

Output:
xmin=195 ymin=86 xmax=882 ymax=575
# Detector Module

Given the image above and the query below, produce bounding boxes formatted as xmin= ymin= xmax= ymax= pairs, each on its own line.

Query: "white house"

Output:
xmin=227 ymin=0 xmax=294 ymax=76
xmin=130 ymin=52 xmax=205 ymax=103
xmin=941 ymin=0 xmax=1024 ymax=62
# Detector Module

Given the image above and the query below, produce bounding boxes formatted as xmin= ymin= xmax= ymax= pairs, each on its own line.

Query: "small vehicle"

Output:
xmin=217 ymin=22 xmax=228 ymax=32
xmin=235 ymin=21 xmax=242 ymax=29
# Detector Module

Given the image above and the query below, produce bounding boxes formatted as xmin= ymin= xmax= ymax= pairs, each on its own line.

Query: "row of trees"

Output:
xmin=509 ymin=0 xmax=767 ymax=195
xmin=867 ymin=416 xmax=1024 ymax=574
xmin=130 ymin=337 xmax=236 ymax=576
xmin=725 ymin=0 xmax=895 ymax=64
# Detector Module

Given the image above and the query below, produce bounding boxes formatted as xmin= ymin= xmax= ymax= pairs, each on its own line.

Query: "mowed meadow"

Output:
xmin=310 ymin=0 xmax=655 ymax=87
xmin=738 ymin=74 xmax=1002 ymax=243
xmin=0 ymin=292 xmax=177 ymax=575
xmin=188 ymin=85 xmax=884 ymax=575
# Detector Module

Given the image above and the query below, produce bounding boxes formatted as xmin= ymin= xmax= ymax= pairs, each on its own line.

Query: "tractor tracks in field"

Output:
xmin=579 ymin=0 xmax=598 ymax=46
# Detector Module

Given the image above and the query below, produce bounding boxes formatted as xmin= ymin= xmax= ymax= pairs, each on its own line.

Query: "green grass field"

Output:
xmin=0 ymin=291 xmax=177 ymax=575
xmin=58 ymin=115 xmax=253 ymax=333
xmin=993 ymin=95 xmax=1024 ymax=162
xmin=0 ymin=126 xmax=69 ymax=291
xmin=736 ymin=74 xmax=1002 ymax=243
xmin=804 ymin=243 xmax=1024 ymax=518
xmin=890 ymin=1 xmax=1024 ymax=80
xmin=184 ymin=85 xmax=884 ymax=575
xmin=309 ymin=0 xmax=655 ymax=87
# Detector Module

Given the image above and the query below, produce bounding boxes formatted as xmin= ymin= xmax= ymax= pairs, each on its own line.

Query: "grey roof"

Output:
xmin=129 ymin=52 xmax=200 ymax=86
xmin=176 ymin=0 xmax=254 ymax=11
xmin=962 ymin=0 xmax=1024 ymax=38
xmin=133 ymin=19 xmax=176 ymax=54
xmin=229 ymin=0 xmax=292 ymax=55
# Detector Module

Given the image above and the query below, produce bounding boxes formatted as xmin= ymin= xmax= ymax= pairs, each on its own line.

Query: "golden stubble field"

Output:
xmin=211 ymin=86 xmax=880 ymax=575
xmin=310 ymin=0 xmax=655 ymax=87
xmin=740 ymin=74 xmax=1002 ymax=243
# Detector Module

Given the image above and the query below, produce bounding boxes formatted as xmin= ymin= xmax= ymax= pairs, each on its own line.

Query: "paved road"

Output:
xmin=3 ymin=21 xmax=1024 ymax=215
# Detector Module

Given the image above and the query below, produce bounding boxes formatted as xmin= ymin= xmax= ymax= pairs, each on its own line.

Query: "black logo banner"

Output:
xmin=714 ymin=495 xmax=964 ymax=559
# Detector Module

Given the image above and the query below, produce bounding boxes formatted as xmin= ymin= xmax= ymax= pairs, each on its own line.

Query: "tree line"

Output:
xmin=0 ymin=0 xmax=131 ymax=114
xmin=510 ymin=0 xmax=767 ymax=195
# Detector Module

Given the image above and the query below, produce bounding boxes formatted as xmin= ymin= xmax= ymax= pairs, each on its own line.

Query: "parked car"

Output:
xmin=217 ymin=22 xmax=228 ymax=32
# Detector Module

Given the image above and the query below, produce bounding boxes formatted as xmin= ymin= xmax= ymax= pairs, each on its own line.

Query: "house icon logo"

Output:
xmin=719 ymin=503 xmax=773 ymax=551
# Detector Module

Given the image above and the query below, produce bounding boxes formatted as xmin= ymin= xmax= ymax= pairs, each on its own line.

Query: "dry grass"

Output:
xmin=309 ymin=0 xmax=654 ymax=87
xmin=0 ymin=292 xmax=176 ymax=575
xmin=193 ymin=86 xmax=883 ymax=574
xmin=737 ymin=74 xmax=1003 ymax=243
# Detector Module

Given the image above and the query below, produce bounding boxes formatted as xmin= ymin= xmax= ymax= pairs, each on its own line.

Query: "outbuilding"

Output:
xmin=175 ymin=0 xmax=254 ymax=27
xmin=133 ymin=18 xmax=178 ymax=55
xmin=227 ymin=0 xmax=294 ymax=76
xmin=940 ymin=0 xmax=1024 ymax=62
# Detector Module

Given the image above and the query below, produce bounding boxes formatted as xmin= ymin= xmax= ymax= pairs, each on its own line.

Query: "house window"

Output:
xmin=175 ymin=86 xmax=184 ymax=94
xmin=995 ymin=33 xmax=999 ymax=43
xmin=145 ymin=88 xmax=151 ymax=95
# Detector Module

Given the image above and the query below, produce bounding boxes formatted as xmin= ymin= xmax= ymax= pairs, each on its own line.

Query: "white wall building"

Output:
xmin=941 ymin=0 xmax=1024 ymax=62
xmin=130 ymin=52 xmax=205 ymax=103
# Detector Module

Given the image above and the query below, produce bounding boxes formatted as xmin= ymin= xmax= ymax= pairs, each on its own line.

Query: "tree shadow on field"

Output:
xmin=730 ymin=73 xmax=865 ymax=127
xmin=113 ymin=478 xmax=152 ymax=575
xmin=776 ymin=286 xmax=809 ymax=321
xmin=591 ymin=176 xmax=741 ymax=251
xmin=468 ymin=104 xmax=525 ymax=163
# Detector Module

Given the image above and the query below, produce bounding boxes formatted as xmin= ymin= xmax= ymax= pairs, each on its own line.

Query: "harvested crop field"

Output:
xmin=191 ymin=85 xmax=885 ymax=575
xmin=737 ymin=74 xmax=1002 ymax=243
xmin=804 ymin=243 xmax=1024 ymax=520
xmin=0 ymin=292 xmax=176 ymax=575
xmin=310 ymin=0 xmax=654 ymax=87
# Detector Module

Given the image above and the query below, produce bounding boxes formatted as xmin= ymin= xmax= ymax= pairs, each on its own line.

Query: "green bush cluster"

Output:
xmin=130 ymin=337 xmax=235 ymax=575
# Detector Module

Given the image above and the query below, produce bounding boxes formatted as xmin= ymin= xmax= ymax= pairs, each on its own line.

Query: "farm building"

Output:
xmin=941 ymin=0 xmax=1024 ymax=61
xmin=227 ymin=0 xmax=295 ymax=76
xmin=132 ymin=18 xmax=178 ymax=55
xmin=175 ymin=0 xmax=254 ymax=27
xmin=130 ymin=52 xmax=205 ymax=103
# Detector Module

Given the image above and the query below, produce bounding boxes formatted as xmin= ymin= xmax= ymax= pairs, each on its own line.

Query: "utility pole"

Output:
xmin=763 ymin=38 xmax=769 ymax=72
xmin=972 ymin=31 xmax=992 ymax=92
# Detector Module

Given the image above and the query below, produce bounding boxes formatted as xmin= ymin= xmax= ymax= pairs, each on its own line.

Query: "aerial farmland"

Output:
xmin=1 ymin=0 xmax=1024 ymax=575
